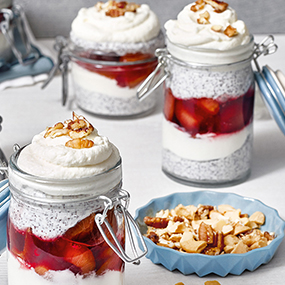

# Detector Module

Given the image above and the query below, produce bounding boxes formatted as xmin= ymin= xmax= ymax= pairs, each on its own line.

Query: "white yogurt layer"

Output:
xmin=72 ymin=63 xmax=137 ymax=98
xmin=71 ymin=3 xmax=160 ymax=43
xmin=17 ymin=115 xmax=120 ymax=179
xmin=7 ymin=251 xmax=124 ymax=285
xmin=165 ymin=2 xmax=250 ymax=50
xmin=162 ymin=118 xmax=251 ymax=161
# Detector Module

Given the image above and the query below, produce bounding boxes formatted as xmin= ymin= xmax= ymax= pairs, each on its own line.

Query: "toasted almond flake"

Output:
xmin=211 ymin=25 xmax=223 ymax=32
xmin=197 ymin=10 xmax=210 ymax=24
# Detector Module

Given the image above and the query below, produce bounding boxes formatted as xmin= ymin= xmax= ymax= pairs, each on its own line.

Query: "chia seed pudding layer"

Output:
xmin=70 ymin=30 xmax=165 ymax=56
xmin=162 ymin=131 xmax=252 ymax=185
xmin=9 ymin=197 xmax=103 ymax=240
xmin=166 ymin=60 xmax=253 ymax=100
xmin=74 ymin=83 xmax=157 ymax=117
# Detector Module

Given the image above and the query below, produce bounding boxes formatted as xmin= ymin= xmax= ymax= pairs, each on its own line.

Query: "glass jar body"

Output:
xmin=162 ymin=42 xmax=255 ymax=187
xmin=7 ymin=150 xmax=126 ymax=285
xmin=69 ymin=32 xmax=164 ymax=118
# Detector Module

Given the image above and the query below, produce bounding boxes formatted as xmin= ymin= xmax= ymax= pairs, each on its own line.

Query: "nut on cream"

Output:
xmin=165 ymin=0 xmax=250 ymax=50
xmin=71 ymin=1 xmax=160 ymax=43
xmin=17 ymin=113 xmax=120 ymax=179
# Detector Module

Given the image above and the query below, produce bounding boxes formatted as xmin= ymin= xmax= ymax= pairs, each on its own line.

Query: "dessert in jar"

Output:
xmin=0 ymin=0 xmax=13 ymax=61
xmin=69 ymin=1 xmax=164 ymax=118
xmin=161 ymin=0 xmax=255 ymax=187
xmin=7 ymin=113 xmax=145 ymax=285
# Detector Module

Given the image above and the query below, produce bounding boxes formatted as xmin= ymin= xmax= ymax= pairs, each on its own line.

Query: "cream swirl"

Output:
xmin=17 ymin=116 xmax=120 ymax=179
xmin=165 ymin=2 xmax=250 ymax=50
xmin=71 ymin=3 xmax=160 ymax=43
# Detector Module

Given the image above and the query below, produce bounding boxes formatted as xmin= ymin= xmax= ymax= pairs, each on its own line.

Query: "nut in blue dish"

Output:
xmin=134 ymin=191 xmax=285 ymax=277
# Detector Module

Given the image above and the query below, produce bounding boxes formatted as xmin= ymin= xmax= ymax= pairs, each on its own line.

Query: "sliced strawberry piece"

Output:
xmin=64 ymin=242 xmax=96 ymax=274
xmin=175 ymin=100 xmax=202 ymax=136
xmin=199 ymin=98 xmax=220 ymax=115
xmin=164 ymin=88 xmax=176 ymax=121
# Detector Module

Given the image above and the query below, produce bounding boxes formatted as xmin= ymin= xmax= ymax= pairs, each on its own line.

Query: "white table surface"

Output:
xmin=1 ymin=35 xmax=285 ymax=285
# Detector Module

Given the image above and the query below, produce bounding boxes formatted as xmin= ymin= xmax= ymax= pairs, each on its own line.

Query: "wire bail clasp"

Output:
xmin=95 ymin=190 xmax=148 ymax=265
xmin=0 ymin=5 xmax=39 ymax=66
xmin=253 ymin=35 xmax=278 ymax=72
xmin=137 ymin=48 xmax=170 ymax=101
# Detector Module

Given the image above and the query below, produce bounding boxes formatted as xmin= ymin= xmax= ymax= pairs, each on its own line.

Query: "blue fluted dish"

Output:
xmin=134 ymin=191 xmax=285 ymax=277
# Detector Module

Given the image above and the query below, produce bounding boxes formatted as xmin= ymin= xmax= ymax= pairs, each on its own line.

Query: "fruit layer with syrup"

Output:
xmin=75 ymin=51 xmax=157 ymax=88
xmin=164 ymin=86 xmax=255 ymax=137
xmin=7 ymin=209 xmax=124 ymax=277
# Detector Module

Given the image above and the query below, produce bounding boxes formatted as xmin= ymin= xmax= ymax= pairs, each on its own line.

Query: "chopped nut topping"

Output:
xmin=197 ymin=10 xmax=210 ymax=24
xmin=204 ymin=0 xmax=228 ymax=13
xmin=97 ymin=1 xmax=140 ymax=18
xmin=224 ymin=25 xmax=238 ymax=37
xmin=44 ymin=112 xmax=95 ymax=149
xmin=190 ymin=0 xmax=205 ymax=12
xmin=65 ymin=138 xmax=94 ymax=149
xmin=144 ymin=203 xmax=275 ymax=255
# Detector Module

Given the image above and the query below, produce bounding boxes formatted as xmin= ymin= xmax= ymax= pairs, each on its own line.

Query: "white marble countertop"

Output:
xmin=0 ymin=35 xmax=285 ymax=285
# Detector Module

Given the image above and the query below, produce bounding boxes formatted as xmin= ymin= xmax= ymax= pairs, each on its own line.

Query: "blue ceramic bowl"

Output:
xmin=134 ymin=191 xmax=285 ymax=277
xmin=0 ymin=179 xmax=9 ymax=255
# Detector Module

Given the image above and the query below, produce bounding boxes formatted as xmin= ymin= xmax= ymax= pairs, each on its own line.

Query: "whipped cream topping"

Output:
xmin=71 ymin=2 xmax=160 ymax=43
xmin=17 ymin=114 xmax=120 ymax=179
xmin=165 ymin=1 xmax=250 ymax=50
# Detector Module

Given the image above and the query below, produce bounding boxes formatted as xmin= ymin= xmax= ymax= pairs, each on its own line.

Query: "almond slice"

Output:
xmin=211 ymin=25 xmax=223 ymax=32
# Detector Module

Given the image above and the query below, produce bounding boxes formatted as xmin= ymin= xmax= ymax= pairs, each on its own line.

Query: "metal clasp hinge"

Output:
xmin=137 ymin=48 xmax=170 ymax=101
xmin=0 ymin=5 xmax=40 ymax=66
xmin=253 ymin=35 xmax=278 ymax=72
xmin=95 ymin=190 xmax=148 ymax=265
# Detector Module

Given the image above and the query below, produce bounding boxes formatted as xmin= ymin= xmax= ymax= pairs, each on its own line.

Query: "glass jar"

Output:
xmin=0 ymin=0 xmax=13 ymax=61
xmin=49 ymin=31 xmax=164 ymax=118
xmin=7 ymin=146 xmax=146 ymax=285
xmin=139 ymin=36 xmax=256 ymax=187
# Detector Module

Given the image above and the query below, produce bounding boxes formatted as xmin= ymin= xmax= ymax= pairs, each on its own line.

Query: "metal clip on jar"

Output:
xmin=138 ymin=35 xmax=278 ymax=188
xmin=42 ymin=34 xmax=163 ymax=118
xmin=6 ymin=145 xmax=147 ymax=285
xmin=0 ymin=1 xmax=39 ymax=65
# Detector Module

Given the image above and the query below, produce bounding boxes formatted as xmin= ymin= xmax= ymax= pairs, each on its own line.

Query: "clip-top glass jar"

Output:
xmin=7 ymin=146 xmax=147 ymax=285
xmin=139 ymin=35 xmax=257 ymax=187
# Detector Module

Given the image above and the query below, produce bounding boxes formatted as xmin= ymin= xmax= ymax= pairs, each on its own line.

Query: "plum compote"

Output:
xmin=164 ymin=86 xmax=255 ymax=137
xmin=75 ymin=52 xmax=157 ymax=89
xmin=7 ymin=209 xmax=125 ymax=277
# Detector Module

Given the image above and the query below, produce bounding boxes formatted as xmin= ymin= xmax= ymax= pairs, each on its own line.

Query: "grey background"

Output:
xmin=13 ymin=0 xmax=285 ymax=38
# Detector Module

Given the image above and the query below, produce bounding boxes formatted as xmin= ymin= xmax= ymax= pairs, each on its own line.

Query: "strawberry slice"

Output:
xmin=164 ymin=88 xmax=176 ymax=121
xmin=64 ymin=242 xmax=96 ymax=274
xmin=199 ymin=98 xmax=220 ymax=115
xmin=175 ymin=100 xmax=202 ymax=136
